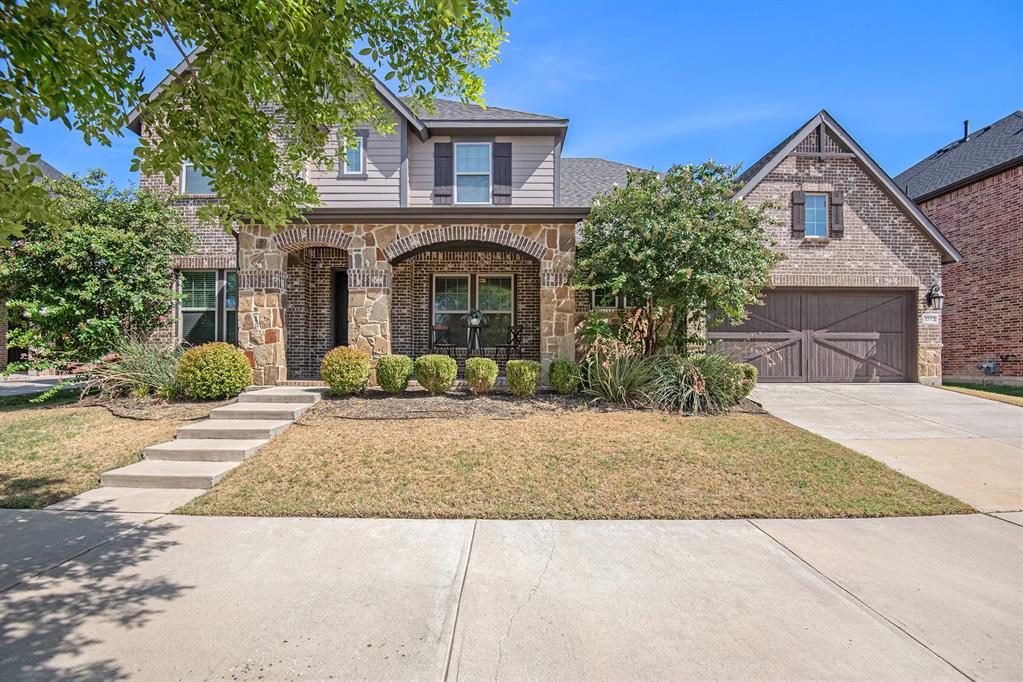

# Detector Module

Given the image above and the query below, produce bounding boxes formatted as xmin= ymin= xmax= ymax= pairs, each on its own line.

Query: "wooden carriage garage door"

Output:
xmin=708 ymin=290 xmax=912 ymax=382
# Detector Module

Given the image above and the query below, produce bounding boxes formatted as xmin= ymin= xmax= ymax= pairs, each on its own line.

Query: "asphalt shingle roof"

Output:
xmin=895 ymin=111 xmax=1023 ymax=200
xmin=402 ymin=97 xmax=564 ymax=122
xmin=3 ymin=140 xmax=63 ymax=179
xmin=560 ymin=157 xmax=641 ymax=208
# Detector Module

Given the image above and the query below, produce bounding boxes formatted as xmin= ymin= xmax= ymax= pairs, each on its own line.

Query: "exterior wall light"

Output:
xmin=926 ymin=284 xmax=945 ymax=310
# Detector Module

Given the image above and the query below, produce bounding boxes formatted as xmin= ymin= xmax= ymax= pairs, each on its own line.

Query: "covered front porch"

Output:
xmin=235 ymin=221 xmax=578 ymax=385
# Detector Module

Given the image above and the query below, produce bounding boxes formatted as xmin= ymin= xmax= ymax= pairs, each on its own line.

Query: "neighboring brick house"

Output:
xmin=129 ymin=61 xmax=958 ymax=385
xmin=709 ymin=111 xmax=961 ymax=384
xmin=0 ymin=144 xmax=64 ymax=371
xmin=895 ymin=112 xmax=1023 ymax=385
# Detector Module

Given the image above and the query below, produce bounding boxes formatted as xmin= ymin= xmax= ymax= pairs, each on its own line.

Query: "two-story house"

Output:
xmin=129 ymin=67 xmax=959 ymax=386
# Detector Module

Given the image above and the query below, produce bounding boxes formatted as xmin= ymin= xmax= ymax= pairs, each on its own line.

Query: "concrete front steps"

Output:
xmin=99 ymin=386 xmax=324 ymax=493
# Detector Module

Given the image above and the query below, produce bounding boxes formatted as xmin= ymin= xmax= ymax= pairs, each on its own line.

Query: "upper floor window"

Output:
xmin=455 ymin=142 xmax=491 ymax=204
xmin=181 ymin=162 xmax=214 ymax=195
xmin=805 ymin=193 xmax=828 ymax=237
xmin=342 ymin=132 xmax=365 ymax=175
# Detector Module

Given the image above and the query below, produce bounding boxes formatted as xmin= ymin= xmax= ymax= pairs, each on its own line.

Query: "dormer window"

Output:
xmin=805 ymin=193 xmax=828 ymax=238
xmin=342 ymin=131 xmax=366 ymax=176
xmin=454 ymin=142 xmax=492 ymax=204
xmin=181 ymin=162 xmax=214 ymax=195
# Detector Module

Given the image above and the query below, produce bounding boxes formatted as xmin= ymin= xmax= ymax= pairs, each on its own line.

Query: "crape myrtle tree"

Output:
xmin=0 ymin=0 xmax=510 ymax=237
xmin=0 ymin=172 xmax=191 ymax=369
xmin=572 ymin=162 xmax=780 ymax=356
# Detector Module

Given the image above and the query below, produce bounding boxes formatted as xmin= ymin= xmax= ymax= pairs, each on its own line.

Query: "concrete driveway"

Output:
xmin=0 ymin=510 xmax=1020 ymax=681
xmin=752 ymin=383 xmax=1023 ymax=512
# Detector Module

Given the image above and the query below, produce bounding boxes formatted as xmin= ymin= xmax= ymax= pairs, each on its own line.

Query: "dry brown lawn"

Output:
xmin=180 ymin=407 xmax=970 ymax=519
xmin=0 ymin=404 xmax=181 ymax=508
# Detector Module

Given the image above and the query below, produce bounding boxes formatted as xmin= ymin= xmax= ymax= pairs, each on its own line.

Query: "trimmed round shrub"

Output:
xmin=465 ymin=357 xmax=499 ymax=395
xmin=549 ymin=359 xmax=580 ymax=395
xmin=375 ymin=354 xmax=414 ymax=394
xmin=414 ymin=354 xmax=457 ymax=394
xmin=176 ymin=342 xmax=252 ymax=400
xmin=507 ymin=359 xmax=541 ymax=398
xmin=321 ymin=346 xmax=371 ymax=395
xmin=734 ymin=362 xmax=758 ymax=401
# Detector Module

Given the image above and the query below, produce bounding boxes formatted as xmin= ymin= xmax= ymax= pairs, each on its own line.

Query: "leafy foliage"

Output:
xmin=573 ymin=162 xmax=779 ymax=355
xmin=649 ymin=353 xmax=757 ymax=415
xmin=414 ymin=354 xmax=457 ymax=394
xmin=0 ymin=1 xmax=510 ymax=236
xmin=176 ymin=342 xmax=252 ymax=400
xmin=581 ymin=338 xmax=656 ymax=405
xmin=506 ymin=359 xmax=540 ymax=398
xmin=89 ymin=338 xmax=183 ymax=400
xmin=0 ymin=173 xmax=190 ymax=369
xmin=549 ymin=360 xmax=580 ymax=395
xmin=464 ymin=357 xmax=498 ymax=395
xmin=321 ymin=346 xmax=371 ymax=396
xmin=375 ymin=354 xmax=414 ymax=395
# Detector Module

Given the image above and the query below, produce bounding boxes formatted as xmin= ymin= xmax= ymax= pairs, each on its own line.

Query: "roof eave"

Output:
xmin=909 ymin=153 xmax=1023 ymax=203
xmin=249 ymin=206 xmax=589 ymax=225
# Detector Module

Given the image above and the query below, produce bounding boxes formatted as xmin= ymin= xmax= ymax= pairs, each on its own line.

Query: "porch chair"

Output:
xmin=494 ymin=325 xmax=523 ymax=361
xmin=431 ymin=324 xmax=457 ymax=357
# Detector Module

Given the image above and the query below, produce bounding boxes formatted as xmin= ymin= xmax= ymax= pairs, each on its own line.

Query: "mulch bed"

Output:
xmin=79 ymin=396 xmax=232 ymax=421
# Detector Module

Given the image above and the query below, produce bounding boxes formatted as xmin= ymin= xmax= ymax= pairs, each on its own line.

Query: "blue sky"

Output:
xmin=12 ymin=0 xmax=1023 ymax=186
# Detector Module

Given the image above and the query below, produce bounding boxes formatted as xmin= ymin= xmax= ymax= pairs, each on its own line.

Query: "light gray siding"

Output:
xmin=408 ymin=134 xmax=556 ymax=206
xmin=306 ymin=111 xmax=402 ymax=207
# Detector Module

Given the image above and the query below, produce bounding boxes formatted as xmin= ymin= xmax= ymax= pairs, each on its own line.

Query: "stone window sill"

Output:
xmin=800 ymin=237 xmax=831 ymax=245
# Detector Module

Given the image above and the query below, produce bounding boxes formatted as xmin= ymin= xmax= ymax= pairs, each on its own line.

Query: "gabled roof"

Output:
xmin=560 ymin=157 xmax=641 ymax=208
xmin=894 ymin=111 xmax=1023 ymax=201
xmin=736 ymin=110 xmax=961 ymax=264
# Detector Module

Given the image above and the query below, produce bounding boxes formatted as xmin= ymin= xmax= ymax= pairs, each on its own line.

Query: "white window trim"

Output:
xmin=180 ymin=162 xmax=215 ymax=196
xmin=591 ymin=289 xmax=620 ymax=312
xmin=341 ymin=132 xmax=366 ymax=175
xmin=805 ymin=192 xmax=829 ymax=238
xmin=454 ymin=141 xmax=493 ymax=205
xmin=433 ymin=273 xmax=471 ymax=347
xmin=476 ymin=273 xmax=515 ymax=327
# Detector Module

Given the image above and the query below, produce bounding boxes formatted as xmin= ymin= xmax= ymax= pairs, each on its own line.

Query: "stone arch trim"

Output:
xmin=272 ymin=225 xmax=353 ymax=253
xmin=382 ymin=225 xmax=548 ymax=263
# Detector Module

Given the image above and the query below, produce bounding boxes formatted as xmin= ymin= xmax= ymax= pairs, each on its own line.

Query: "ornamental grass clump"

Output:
xmin=581 ymin=337 xmax=655 ymax=405
xmin=176 ymin=342 xmax=252 ymax=400
xmin=91 ymin=338 xmax=183 ymax=400
xmin=375 ymin=354 xmax=414 ymax=394
xmin=506 ymin=359 xmax=541 ymax=398
xmin=549 ymin=359 xmax=581 ymax=395
xmin=649 ymin=353 xmax=758 ymax=415
xmin=414 ymin=354 xmax=457 ymax=394
xmin=464 ymin=357 xmax=498 ymax=395
xmin=321 ymin=346 xmax=371 ymax=395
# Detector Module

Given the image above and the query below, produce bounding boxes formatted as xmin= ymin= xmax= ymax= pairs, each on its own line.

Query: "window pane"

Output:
xmin=344 ymin=136 xmax=363 ymax=173
xmin=434 ymin=313 xmax=468 ymax=348
xmin=478 ymin=276 xmax=513 ymax=311
xmin=805 ymin=194 xmax=827 ymax=237
xmin=482 ymin=313 xmax=511 ymax=346
xmin=434 ymin=276 xmax=469 ymax=311
xmin=182 ymin=311 xmax=216 ymax=345
xmin=225 ymin=271 xmax=237 ymax=311
xmin=455 ymin=143 xmax=490 ymax=173
xmin=183 ymin=164 xmax=214 ymax=195
xmin=181 ymin=271 xmax=217 ymax=309
xmin=593 ymin=288 xmax=617 ymax=309
xmin=456 ymin=175 xmax=490 ymax=203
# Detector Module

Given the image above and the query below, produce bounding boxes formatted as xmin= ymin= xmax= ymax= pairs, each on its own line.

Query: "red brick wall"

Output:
xmin=917 ymin=165 xmax=1023 ymax=380
xmin=284 ymin=247 xmax=349 ymax=379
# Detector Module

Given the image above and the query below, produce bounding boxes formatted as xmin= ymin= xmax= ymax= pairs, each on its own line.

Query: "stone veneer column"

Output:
xmin=540 ymin=266 xmax=576 ymax=381
xmin=348 ymin=267 xmax=393 ymax=357
xmin=237 ymin=227 xmax=288 ymax=385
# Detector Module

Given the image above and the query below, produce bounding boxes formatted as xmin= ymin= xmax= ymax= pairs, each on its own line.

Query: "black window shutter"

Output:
xmin=493 ymin=142 xmax=512 ymax=205
xmin=830 ymin=190 xmax=844 ymax=238
xmin=791 ymin=190 xmax=806 ymax=238
xmin=433 ymin=142 xmax=453 ymax=205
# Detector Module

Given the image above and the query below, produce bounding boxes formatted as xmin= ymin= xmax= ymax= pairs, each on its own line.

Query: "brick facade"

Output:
xmin=743 ymin=149 xmax=945 ymax=383
xmin=285 ymin=247 xmax=349 ymax=379
xmin=391 ymin=250 xmax=542 ymax=373
xmin=916 ymin=165 xmax=1023 ymax=383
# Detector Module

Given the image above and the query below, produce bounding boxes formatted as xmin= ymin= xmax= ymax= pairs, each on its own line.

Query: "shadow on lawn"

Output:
xmin=0 ymin=506 xmax=191 ymax=681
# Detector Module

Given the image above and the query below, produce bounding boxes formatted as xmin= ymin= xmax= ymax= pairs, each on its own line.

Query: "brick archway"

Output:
xmin=382 ymin=226 xmax=548 ymax=263
xmin=272 ymin=225 xmax=353 ymax=253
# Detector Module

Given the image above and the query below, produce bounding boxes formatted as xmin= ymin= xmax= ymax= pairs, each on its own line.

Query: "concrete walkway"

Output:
xmin=0 ymin=511 xmax=1019 ymax=680
xmin=752 ymin=383 xmax=1023 ymax=512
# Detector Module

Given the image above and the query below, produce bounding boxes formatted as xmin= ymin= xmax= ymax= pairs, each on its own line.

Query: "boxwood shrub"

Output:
xmin=414 ymin=354 xmax=457 ymax=394
xmin=176 ymin=342 xmax=252 ymax=400
xmin=321 ymin=346 xmax=371 ymax=395
xmin=465 ymin=357 xmax=499 ymax=395
xmin=549 ymin=359 xmax=580 ymax=395
xmin=375 ymin=354 xmax=414 ymax=394
xmin=506 ymin=359 xmax=541 ymax=398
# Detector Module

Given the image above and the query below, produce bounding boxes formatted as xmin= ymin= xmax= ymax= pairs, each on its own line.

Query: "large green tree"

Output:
xmin=573 ymin=162 xmax=780 ymax=356
xmin=0 ymin=172 xmax=191 ymax=368
xmin=0 ymin=0 xmax=509 ymax=236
